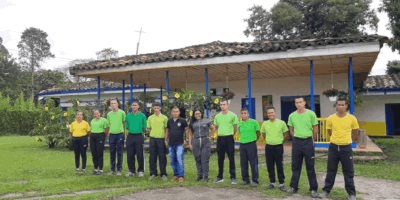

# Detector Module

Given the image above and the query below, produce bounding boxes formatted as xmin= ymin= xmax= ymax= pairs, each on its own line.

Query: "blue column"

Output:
xmin=349 ymin=57 xmax=354 ymax=114
xmin=166 ymin=71 xmax=170 ymax=97
xmin=143 ymin=83 xmax=147 ymax=116
xmin=248 ymin=64 xmax=253 ymax=119
xmin=97 ymin=76 xmax=101 ymax=100
xmin=310 ymin=60 xmax=315 ymax=111
xmin=130 ymin=74 xmax=133 ymax=113
xmin=122 ymin=80 xmax=125 ymax=112
xmin=160 ymin=86 xmax=163 ymax=113
xmin=205 ymin=68 xmax=209 ymax=119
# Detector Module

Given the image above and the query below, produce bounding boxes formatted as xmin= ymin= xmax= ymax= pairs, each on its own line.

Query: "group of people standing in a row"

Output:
xmin=69 ymin=96 xmax=359 ymax=200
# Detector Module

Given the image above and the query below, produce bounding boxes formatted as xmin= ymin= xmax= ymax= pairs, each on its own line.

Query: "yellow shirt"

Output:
xmin=70 ymin=120 xmax=91 ymax=137
xmin=327 ymin=113 xmax=359 ymax=145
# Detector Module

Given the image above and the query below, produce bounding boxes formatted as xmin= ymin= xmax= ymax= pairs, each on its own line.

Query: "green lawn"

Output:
xmin=1 ymin=136 xmax=351 ymax=200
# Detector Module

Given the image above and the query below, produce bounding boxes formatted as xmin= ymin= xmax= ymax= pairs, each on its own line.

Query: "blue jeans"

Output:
xmin=169 ymin=144 xmax=185 ymax=177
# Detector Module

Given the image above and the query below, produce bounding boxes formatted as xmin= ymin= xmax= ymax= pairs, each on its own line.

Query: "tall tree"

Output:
xmin=379 ymin=0 xmax=400 ymax=54
xmin=0 ymin=37 xmax=9 ymax=57
xmin=17 ymin=27 xmax=55 ymax=102
xmin=386 ymin=60 xmax=400 ymax=75
xmin=96 ymin=48 xmax=119 ymax=60
xmin=55 ymin=58 xmax=94 ymax=83
xmin=0 ymin=54 xmax=22 ymax=100
xmin=244 ymin=0 xmax=379 ymax=41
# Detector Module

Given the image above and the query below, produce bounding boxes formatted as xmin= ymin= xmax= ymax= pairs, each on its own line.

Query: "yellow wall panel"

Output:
xmin=358 ymin=121 xmax=386 ymax=136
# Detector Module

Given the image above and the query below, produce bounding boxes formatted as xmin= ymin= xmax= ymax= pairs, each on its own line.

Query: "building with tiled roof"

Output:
xmin=65 ymin=34 xmax=400 ymax=139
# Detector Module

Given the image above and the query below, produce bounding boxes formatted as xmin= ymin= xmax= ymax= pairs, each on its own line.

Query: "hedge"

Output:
xmin=0 ymin=110 xmax=41 ymax=135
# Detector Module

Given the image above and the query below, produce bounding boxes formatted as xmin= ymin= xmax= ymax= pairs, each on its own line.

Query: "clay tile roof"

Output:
xmin=38 ymin=80 xmax=137 ymax=94
xmin=363 ymin=74 xmax=400 ymax=90
xmin=70 ymin=35 xmax=388 ymax=71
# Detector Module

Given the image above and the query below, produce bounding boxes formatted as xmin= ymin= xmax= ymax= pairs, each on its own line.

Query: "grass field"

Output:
xmin=2 ymin=136 xmax=395 ymax=200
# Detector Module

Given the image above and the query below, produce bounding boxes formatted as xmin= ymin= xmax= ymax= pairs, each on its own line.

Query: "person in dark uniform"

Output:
xmin=188 ymin=109 xmax=215 ymax=182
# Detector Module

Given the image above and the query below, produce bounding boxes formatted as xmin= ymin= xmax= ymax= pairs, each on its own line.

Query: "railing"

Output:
xmin=316 ymin=118 xmax=330 ymax=143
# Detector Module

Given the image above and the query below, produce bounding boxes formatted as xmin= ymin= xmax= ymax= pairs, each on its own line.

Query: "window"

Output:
xmin=262 ymin=95 xmax=273 ymax=121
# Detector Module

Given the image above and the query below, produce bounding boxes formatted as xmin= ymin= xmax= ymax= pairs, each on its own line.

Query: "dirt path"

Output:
xmin=317 ymin=172 xmax=400 ymax=200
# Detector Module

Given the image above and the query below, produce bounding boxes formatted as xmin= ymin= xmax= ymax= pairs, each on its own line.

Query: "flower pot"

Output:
xmin=146 ymin=103 xmax=152 ymax=107
xmin=329 ymin=96 xmax=337 ymax=102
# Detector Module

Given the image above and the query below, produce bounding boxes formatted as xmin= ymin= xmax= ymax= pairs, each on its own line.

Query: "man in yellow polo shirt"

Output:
xmin=319 ymin=99 xmax=359 ymax=200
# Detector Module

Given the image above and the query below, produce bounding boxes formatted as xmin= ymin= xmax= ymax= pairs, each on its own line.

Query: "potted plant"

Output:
xmin=321 ymin=87 xmax=339 ymax=102
xmin=221 ymin=90 xmax=235 ymax=104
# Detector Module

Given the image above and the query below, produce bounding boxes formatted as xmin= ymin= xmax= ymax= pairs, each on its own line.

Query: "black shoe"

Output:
xmin=250 ymin=182 xmax=259 ymax=187
xmin=203 ymin=177 xmax=209 ymax=182
xmin=240 ymin=181 xmax=250 ymax=186
xmin=286 ymin=187 xmax=298 ymax=194
xmin=195 ymin=176 xmax=203 ymax=182
xmin=266 ymin=183 xmax=276 ymax=189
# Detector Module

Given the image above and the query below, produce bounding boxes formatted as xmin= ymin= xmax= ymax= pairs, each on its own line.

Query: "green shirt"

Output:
xmin=125 ymin=112 xmax=147 ymax=134
xmin=214 ymin=111 xmax=239 ymax=136
xmin=261 ymin=119 xmax=288 ymax=145
xmin=147 ymin=114 xmax=168 ymax=138
xmin=90 ymin=117 xmax=109 ymax=133
xmin=107 ymin=109 xmax=126 ymax=134
xmin=288 ymin=110 xmax=318 ymax=138
xmin=238 ymin=119 xmax=260 ymax=144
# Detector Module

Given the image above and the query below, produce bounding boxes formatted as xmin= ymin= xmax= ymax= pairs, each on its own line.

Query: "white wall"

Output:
xmin=355 ymin=95 xmax=400 ymax=122
xmin=186 ymin=73 xmax=349 ymax=120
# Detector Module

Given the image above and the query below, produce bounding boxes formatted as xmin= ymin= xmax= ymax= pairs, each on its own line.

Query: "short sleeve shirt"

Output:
xmin=238 ymin=119 xmax=260 ymax=144
xmin=70 ymin=120 xmax=90 ymax=137
xmin=288 ymin=110 xmax=318 ymax=138
xmin=147 ymin=114 xmax=168 ymax=138
xmin=125 ymin=112 xmax=147 ymax=134
xmin=327 ymin=113 xmax=359 ymax=145
xmin=107 ymin=110 xmax=126 ymax=134
xmin=261 ymin=119 xmax=288 ymax=145
xmin=167 ymin=117 xmax=188 ymax=146
xmin=190 ymin=119 xmax=213 ymax=138
xmin=214 ymin=111 xmax=239 ymax=136
xmin=90 ymin=117 xmax=109 ymax=133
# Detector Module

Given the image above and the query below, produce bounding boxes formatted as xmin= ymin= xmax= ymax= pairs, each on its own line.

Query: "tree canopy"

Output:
xmin=17 ymin=27 xmax=55 ymax=101
xmin=244 ymin=0 xmax=379 ymax=41
xmin=386 ymin=60 xmax=400 ymax=75
xmin=379 ymin=0 xmax=400 ymax=54
xmin=96 ymin=48 xmax=119 ymax=60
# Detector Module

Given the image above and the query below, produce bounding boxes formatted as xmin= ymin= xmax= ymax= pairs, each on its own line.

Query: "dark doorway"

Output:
xmin=385 ymin=104 xmax=400 ymax=135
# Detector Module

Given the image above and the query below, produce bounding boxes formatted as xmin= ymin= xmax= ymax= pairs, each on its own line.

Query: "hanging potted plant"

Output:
xmin=221 ymin=90 xmax=235 ymax=104
xmin=321 ymin=87 xmax=339 ymax=102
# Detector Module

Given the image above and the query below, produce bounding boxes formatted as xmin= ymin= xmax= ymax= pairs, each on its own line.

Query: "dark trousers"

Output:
xmin=323 ymin=143 xmax=356 ymax=195
xmin=290 ymin=137 xmax=318 ymax=191
xmin=240 ymin=141 xmax=259 ymax=183
xmin=217 ymin=135 xmax=236 ymax=179
xmin=90 ymin=133 xmax=105 ymax=170
xmin=109 ymin=133 xmax=124 ymax=172
xmin=72 ymin=136 xmax=88 ymax=169
xmin=192 ymin=137 xmax=211 ymax=177
xmin=149 ymin=137 xmax=167 ymax=176
xmin=265 ymin=144 xmax=285 ymax=184
xmin=126 ymin=133 xmax=145 ymax=173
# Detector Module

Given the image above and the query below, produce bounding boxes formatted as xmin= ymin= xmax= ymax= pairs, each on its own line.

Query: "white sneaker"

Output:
xmin=138 ymin=172 xmax=144 ymax=178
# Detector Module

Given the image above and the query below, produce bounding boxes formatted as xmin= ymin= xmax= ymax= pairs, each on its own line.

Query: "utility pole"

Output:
xmin=135 ymin=28 xmax=145 ymax=55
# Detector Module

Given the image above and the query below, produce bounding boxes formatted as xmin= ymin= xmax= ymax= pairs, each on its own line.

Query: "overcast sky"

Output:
xmin=1 ymin=0 xmax=399 ymax=75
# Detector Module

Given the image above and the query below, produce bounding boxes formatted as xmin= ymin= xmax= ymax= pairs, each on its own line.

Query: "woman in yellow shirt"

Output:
xmin=69 ymin=110 xmax=91 ymax=173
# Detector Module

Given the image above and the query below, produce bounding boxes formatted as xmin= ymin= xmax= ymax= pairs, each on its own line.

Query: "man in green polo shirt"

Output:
xmin=107 ymin=98 xmax=126 ymax=176
xmin=238 ymin=108 xmax=260 ymax=187
xmin=213 ymin=99 xmax=239 ymax=184
xmin=147 ymin=102 xmax=168 ymax=180
xmin=287 ymin=97 xmax=319 ymax=198
xmin=124 ymin=101 xmax=147 ymax=178
xmin=261 ymin=107 xmax=289 ymax=192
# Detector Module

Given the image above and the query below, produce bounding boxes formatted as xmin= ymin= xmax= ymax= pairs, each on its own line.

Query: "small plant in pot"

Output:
xmin=321 ymin=87 xmax=339 ymax=102
xmin=221 ymin=90 xmax=235 ymax=104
